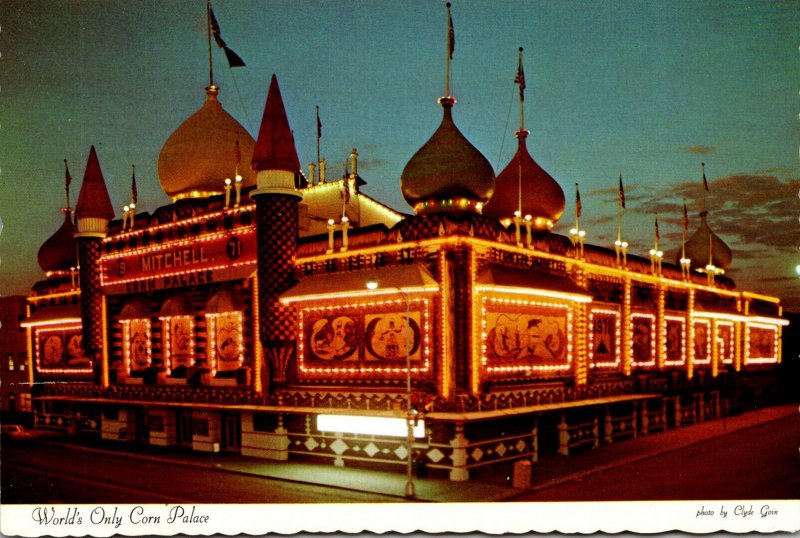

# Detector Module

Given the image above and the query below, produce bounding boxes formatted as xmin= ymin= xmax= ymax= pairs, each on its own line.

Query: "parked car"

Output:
xmin=1 ymin=424 xmax=38 ymax=442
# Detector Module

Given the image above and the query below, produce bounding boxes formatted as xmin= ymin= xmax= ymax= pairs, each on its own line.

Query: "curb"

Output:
xmin=500 ymin=406 xmax=798 ymax=500
xmin=39 ymin=440 xmax=433 ymax=502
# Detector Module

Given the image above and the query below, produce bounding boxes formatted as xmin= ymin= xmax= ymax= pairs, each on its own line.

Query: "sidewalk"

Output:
xmin=42 ymin=403 xmax=797 ymax=502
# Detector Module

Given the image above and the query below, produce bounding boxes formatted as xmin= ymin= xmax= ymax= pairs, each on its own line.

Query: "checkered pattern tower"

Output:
xmin=74 ymin=145 xmax=115 ymax=384
xmin=250 ymin=75 xmax=302 ymax=391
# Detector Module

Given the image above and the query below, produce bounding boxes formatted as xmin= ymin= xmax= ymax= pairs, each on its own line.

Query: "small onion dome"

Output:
xmin=483 ymin=131 xmax=565 ymax=231
xmin=38 ymin=210 xmax=77 ymax=272
xmin=678 ymin=211 xmax=733 ymax=272
xmin=401 ymin=97 xmax=495 ymax=215
xmin=157 ymin=85 xmax=256 ymax=201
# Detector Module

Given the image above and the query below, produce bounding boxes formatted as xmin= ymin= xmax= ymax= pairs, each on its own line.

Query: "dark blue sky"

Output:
xmin=1 ymin=1 xmax=798 ymax=308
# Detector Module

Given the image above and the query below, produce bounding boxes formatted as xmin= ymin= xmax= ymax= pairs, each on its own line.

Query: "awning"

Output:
xmin=21 ymin=305 xmax=81 ymax=328
xmin=280 ymin=263 xmax=439 ymax=304
xmin=475 ymin=265 xmax=592 ymax=303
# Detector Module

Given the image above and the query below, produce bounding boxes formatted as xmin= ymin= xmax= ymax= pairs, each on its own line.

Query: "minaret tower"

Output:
xmin=250 ymin=75 xmax=302 ymax=390
xmin=74 ymin=146 xmax=115 ymax=382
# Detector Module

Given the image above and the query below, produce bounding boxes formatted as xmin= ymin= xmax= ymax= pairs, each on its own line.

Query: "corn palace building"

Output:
xmin=23 ymin=30 xmax=788 ymax=482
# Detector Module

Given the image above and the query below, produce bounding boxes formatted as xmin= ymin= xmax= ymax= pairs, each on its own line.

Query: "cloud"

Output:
xmin=681 ymin=145 xmax=717 ymax=155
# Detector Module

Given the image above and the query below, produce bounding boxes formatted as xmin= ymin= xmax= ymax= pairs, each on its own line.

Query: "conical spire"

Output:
xmin=251 ymin=74 xmax=300 ymax=173
xmin=75 ymin=146 xmax=114 ymax=221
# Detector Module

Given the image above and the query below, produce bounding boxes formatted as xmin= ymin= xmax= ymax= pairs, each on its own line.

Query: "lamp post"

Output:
xmin=366 ymin=279 xmax=416 ymax=498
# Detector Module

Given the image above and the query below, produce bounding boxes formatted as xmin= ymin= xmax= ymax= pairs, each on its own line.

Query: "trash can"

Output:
xmin=413 ymin=451 xmax=428 ymax=478
xmin=512 ymin=459 xmax=532 ymax=489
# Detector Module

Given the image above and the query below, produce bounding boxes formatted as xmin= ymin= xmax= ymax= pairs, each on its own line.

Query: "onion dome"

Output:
xmin=157 ymin=85 xmax=256 ymax=201
xmin=483 ymin=131 xmax=565 ymax=230
xmin=401 ymin=97 xmax=495 ymax=215
xmin=38 ymin=210 xmax=77 ymax=272
xmin=678 ymin=211 xmax=733 ymax=272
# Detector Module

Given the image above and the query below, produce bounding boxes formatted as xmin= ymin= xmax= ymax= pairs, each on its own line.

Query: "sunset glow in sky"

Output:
xmin=1 ymin=1 xmax=798 ymax=308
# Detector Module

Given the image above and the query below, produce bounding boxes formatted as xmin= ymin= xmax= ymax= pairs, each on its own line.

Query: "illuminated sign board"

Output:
xmin=101 ymin=229 xmax=256 ymax=294
xmin=317 ymin=414 xmax=426 ymax=438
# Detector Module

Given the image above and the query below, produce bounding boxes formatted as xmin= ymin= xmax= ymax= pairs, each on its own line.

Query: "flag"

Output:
xmin=209 ymin=6 xmax=246 ymax=68
xmin=64 ymin=159 xmax=72 ymax=189
xmin=316 ymin=106 xmax=322 ymax=139
xmin=701 ymin=162 xmax=709 ymax=192
xmin=575 ymin=183 xmax=582 ymax=218
xmin=223 ymin=47 xmax=245 ymax=68
xmin=131 ymin=165 xmax=138 ymax=205
xmin=654 ymin=215 xmax=660 ymax=242
xmin=682 ymin=200 xmax=689 ymax=232
xmin=515 ymin=47 xmax=526 ymax=101
xmin=447 ymin=3 xmax=455 ymax=60
xmin=209 ymin=7 xmax=225 ymax=48
xmin=618 ymin=174 xmax=625 ymax=209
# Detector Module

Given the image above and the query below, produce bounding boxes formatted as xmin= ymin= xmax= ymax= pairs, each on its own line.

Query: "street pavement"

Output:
xmin=27 ymin=402 xmax=798 ymax=503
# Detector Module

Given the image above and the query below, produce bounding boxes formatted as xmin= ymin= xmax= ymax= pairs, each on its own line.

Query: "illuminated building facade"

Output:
xmin=24 ymin=20 xmax=787 ymax=482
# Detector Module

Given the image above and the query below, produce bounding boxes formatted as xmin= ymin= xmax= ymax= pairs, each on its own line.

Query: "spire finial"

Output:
xmin=515 ymin=46 xmax=526 ymax=132
xmin=445 ymin=2 xmax=455 ymax=99
xmin=701 ymin=162 xmax=709 ymax=213
xmin=131 ymin=164 xmax=138 ymax=205
xmin=206 ymin=0 xmax=214 ymax=87
xmin=63 ymin=159 xmax=72 ymax=212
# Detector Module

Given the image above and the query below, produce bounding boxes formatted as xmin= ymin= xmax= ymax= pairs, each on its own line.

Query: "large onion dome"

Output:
xmin=38 ymin=210 xmax=77 ymax=273
xmin=483 ymin=130 xmax=565 ymax=230
xmin=401 ymin=97 xmax=495 ymax=215
xmin=678 ymin=211 xmax=733 ymax=272
xmin=157 ymin=85 xmax=256 ymax=201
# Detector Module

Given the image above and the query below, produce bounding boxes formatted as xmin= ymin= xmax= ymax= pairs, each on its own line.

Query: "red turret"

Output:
xmin=250 ymin=75 xmax=302 ymax=391
xmin=73 ymin=145 xmax=114 ymax=386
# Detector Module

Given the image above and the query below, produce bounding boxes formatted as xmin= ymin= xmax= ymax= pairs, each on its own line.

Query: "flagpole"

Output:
xmin=575 ymin=183 xmax=580 ymax=232
xmin=518 ymin=48 xmax=525 ymax=132
xmin=445 ymin=2 xmax=452 ymax=98
xmin=616 ymin=173 xmax=623 ymax=244
xmin=654 ymin=214 xmax=659 ymax=253
xmin=516 ymin=47 xmax=524 ymax=217
xmin=207 ymin=0 xmax=214 ymax=86
xmin=64 ymin=159 xmax=71 ymax=211
xmin=316 ymin=106 xmax=321 ymax=185
xmin=681 ymin=199 xmax=687 ymax=261
xmin=701 ymin=162 xmax=707 ymax=213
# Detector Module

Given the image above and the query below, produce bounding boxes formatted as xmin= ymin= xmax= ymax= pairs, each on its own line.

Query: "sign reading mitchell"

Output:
xmin=101 ymin=231 xmax=256 ymax=294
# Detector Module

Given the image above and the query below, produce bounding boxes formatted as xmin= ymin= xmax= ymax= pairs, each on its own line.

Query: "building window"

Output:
xmin=160 ymin=315 xmax=195 ymax=375
xmin=122 ymin=318 xmax=152 ymax=374
xmin=206 ymin=311 xmax=244 ymax=375
xmin=8 ymin=355 xmax=14 ymax=371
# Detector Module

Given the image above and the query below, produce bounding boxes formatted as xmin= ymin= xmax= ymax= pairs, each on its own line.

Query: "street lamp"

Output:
xmin=366 ymin=278 xmax=416 ymax=498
